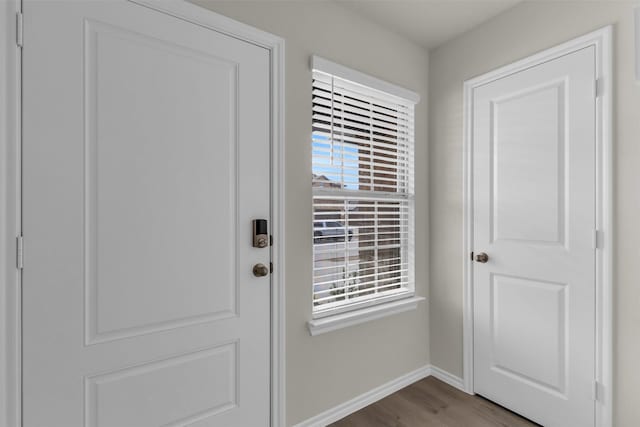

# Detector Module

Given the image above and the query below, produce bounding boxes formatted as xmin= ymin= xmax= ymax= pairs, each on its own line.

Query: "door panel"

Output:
xmin=491 ymin=81 xmax=566 ymax=245
xmin=85 ymin=19 xmax=239 ymax=344
xmin=22 ymin=1 xmax=271 ymax=426
xmin=491 ymin=275 xmax=567 ymax=394
xmin=473 ymin=47 xmax=596 ymax=427
xmin=85 ymin=344 xmax=237 ymax=427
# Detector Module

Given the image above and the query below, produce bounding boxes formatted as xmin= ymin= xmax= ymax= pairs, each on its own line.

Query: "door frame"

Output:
xmin=462 ymin=26 xmax=613 ymax=427
xmin=0 ymin=1 xmax=286 ymax=426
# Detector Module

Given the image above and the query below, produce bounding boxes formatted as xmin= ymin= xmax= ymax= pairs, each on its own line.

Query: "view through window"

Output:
xmin=312 ymin=65 xmax=416 ymax=315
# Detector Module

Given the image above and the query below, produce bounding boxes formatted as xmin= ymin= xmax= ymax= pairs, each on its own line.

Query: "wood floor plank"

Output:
xmin=329 ymin=377 xmax=539 ymax=427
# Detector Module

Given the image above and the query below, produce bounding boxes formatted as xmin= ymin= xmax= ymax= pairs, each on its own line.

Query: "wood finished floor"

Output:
xmin=329 ymin=377 xmax=539 ymax=427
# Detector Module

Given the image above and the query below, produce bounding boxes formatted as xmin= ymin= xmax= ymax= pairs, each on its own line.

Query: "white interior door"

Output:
xmin=22 ymin=1 xmax=271 ymax=426
xmin=472 ymin=46 xmax=596 ymax=427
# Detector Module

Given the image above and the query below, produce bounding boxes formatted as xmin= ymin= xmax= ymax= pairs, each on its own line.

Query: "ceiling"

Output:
xmin=337 ymin=0 xmax=521 ymax=50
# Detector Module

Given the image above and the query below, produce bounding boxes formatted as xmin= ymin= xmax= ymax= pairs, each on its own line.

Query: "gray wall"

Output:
xmin=429 ymin=2 xmax=640 ymax=426
xmin=190 ymin=1 xmax=430 ymax=425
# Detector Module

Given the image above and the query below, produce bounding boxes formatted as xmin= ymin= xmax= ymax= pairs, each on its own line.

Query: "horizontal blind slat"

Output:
xmin=313 ymin=281 xmax=410 ymax=304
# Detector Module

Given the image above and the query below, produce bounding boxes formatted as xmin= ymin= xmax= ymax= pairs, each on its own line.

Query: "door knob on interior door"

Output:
xmin=253 ymin=263 xmax=270 ymax=277
xmin=475 ymin=252 xmax=489 ymax=263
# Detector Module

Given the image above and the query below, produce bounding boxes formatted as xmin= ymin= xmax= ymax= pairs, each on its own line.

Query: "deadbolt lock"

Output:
xmin=253 ymin=219 xmax=268 ymax=248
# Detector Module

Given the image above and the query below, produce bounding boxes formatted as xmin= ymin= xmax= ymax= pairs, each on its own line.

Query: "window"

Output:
xmin=311 ymin=57 xmax=418 ymax=318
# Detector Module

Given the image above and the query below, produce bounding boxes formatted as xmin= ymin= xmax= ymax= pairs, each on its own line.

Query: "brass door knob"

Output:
xmin=475 ymin=252 xmax=489 ymax=263
xmin=253 ymin=263 xmax=269 ymax=277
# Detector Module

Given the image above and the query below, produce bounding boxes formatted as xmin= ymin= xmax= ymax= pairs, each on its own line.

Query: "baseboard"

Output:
xmin=429 ymin=365 xmax=466 ymax=392
xmin=292 ymin=365 xmax=432 ymax=427
xmin=292 ymin=365 xmax=467 ymax=427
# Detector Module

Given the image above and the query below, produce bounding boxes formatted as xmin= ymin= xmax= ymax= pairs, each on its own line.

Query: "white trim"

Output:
xmin=430 ymin=365 xmax=465 ymax=392
xmin=596 ymin=26 xmax=614 ymax=427
xmin=0 ymin=1 xmax=22 ymax=426
xmin=462 ymin=26 xmax=613 ymax=427
xmin=269 ymin=31 xmax=287 ymax=427
xmin=130 ymin=0 xmax=285 ymax=51
xmin=311 ymin=55 xmax=420 ymax=104
xmin=312 ymin=289 xmax=415 ymax=320
xmin=462 ymin=75 xmax=474 ymax=397
xmin=635 ymin=6 xmax=640 ymax=82
xmin=293 ymin=365 xmax=432 ymax=427
xmin=307 ymin=296 xmax=425 ymax=336
xmin=291 ymin=365 xmax=465 ymax=427
xmin=0 ymin=1 xmax=286 ymax=426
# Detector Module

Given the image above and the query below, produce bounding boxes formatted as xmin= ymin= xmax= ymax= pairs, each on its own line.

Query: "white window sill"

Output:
xmin=306 ymin=296 xmax=425 ymax=336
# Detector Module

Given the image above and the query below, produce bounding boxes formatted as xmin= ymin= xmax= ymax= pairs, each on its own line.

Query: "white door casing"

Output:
xmin=20 ymin=1 xmax=281 ymax=426
xmin=0 ymin=1 xmax=22 ymax=427
xmin=464 ymin=28 xmax=613 ymax=427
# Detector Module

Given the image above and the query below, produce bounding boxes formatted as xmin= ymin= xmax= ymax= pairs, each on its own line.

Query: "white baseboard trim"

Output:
xmin=293 ymin=365 xmax=432 ymax=427
xmin=292 ymin=365 xmax=467 ymax=427
xmin=429 ymin=365 xmax=466 ymax=393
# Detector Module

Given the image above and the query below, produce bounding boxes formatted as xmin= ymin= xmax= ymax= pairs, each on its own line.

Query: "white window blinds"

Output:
xmin=311 ymin=59 xmax=416 ymax=316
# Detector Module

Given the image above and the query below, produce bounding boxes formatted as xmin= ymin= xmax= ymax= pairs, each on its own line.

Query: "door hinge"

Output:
xmin=16 ymin=12 xmax=23 ymax=48
xmin=595 ymin=78 xmax=603 ymax=98
xmin=594 ymin=229 xmax=603 ymax=250
xmin=269 ymin=262 xmax=273 ymax=274
xmin=16 ymin=235 xmax=24 ymax=270
xmin=270 ymin=235 xmax=273 ymax=247
xmin=593 ymin=380 xmax=602 ymax=402
xmin=470 ymin=251 xmax=474 ymax=261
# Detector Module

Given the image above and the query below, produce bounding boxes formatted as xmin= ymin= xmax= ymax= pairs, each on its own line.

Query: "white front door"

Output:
xmin=472 ymin=46 xmax=596 ymax=427
xmin=22 ymin=1 xmax=271 ymax=426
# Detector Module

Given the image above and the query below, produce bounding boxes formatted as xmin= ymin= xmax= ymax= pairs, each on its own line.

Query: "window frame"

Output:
xmin=310 ymin=56 xmax=420 ymax=321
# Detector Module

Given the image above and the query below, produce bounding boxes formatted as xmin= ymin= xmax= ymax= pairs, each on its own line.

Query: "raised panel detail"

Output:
xmin=84 ymin=21 xmax=239 ymax=344
xmin=84 ymin=343 xmax=237 ymax=427
xmin=490 ymin=274 xmax=567 ymax=395
xmin=491 ymin=81 xmax=566 ymax=245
